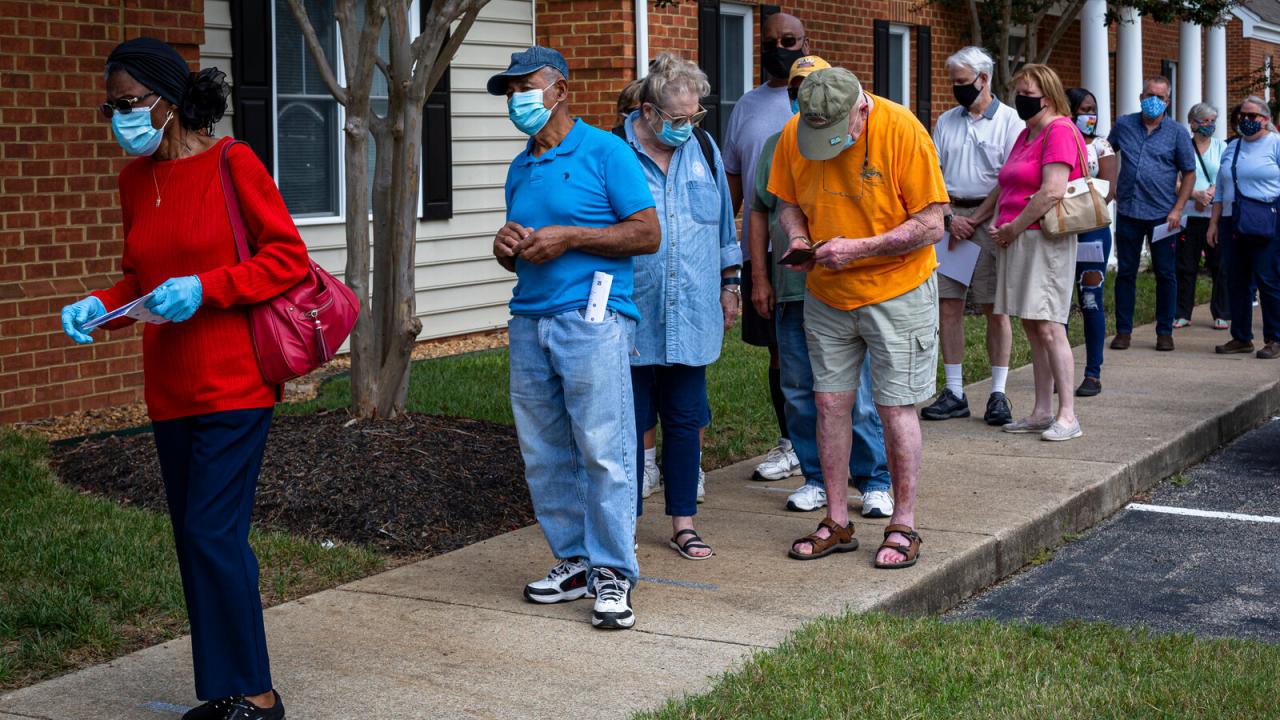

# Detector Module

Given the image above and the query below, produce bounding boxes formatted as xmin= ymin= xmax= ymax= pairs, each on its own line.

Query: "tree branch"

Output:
xmin=421 ymin=2 xmax=485 ymax=96
xmin=967 ymin=0 xmax=982 ymax=45
xmin=285 ymin=0 xmax=348 ymax=105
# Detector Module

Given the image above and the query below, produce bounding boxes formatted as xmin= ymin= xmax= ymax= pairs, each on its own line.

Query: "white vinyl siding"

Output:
xmin=203 ymin=0 xmax=531 ymax=341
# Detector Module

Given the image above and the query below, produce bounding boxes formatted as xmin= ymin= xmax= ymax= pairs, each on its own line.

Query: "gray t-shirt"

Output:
xmin=721 ymin=83 xmax=793 ymax=264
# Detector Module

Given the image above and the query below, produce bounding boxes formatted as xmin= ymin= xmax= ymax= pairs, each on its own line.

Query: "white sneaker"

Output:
xmin=786 ymin=483 xmax=827 ymax=512
xmin=523 ymin=557 xmax=591 ymax=604
xmin=696 ymin=468 xmax=706 ymax=503
xmin=641 ymin=460 xmax=662 ymax=499
xmin=590 ymin=567 xmax=635 ymax=629
xmin=860 ymin=490 xmax=894 ymax=518
xmin=752 ymin=439 xmax=801 ymax=481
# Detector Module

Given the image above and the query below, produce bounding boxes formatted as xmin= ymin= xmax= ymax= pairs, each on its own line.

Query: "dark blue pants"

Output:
xmin=1220 ymin=216 xmax=1280 ymax=344
xmin=1114 ymin=214 xmax=1177 ymax=337
xmin=633 ymin=364 xmax=708 ymax=518
xmin=152 ymin=407 xmax=274 ymax=701
xmin=1074 ymin=226 xmax=1112 ymax=379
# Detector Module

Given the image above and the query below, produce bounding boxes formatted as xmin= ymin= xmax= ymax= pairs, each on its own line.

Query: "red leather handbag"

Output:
xmin=217 ymin=140 xmax=360 ymax=386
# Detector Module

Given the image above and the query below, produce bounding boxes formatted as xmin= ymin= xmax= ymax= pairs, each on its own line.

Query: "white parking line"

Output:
xmin=744 ymin=485 xmax=793 ymax=494
xmin=1127 ymin=503 xmax=1280 ymax=524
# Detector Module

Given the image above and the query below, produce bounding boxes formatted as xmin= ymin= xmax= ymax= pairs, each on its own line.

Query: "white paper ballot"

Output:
xmin=584 ymin=271 xmax=613 ymax=323
xmin=1150 ymin=218 xmax=1187 ymax=244
xmin=934 ymin=232 xmax=983 ymax=286
xmin=1076 ymin=240 xmax=1106 ymax=263
xmin=82 ymin=292 xmax=170 ymax=331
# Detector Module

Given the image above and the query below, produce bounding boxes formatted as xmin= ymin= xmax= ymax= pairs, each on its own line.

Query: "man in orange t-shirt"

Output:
xmin=768 ymin=67 xmax=948 ymax=569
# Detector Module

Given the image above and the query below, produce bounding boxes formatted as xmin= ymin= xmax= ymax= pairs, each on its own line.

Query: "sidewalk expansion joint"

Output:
xmin=0 ymin=709 xmax=56 ymax=720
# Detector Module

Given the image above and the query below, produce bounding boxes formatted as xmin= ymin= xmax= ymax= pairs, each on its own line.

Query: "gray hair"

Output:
xmin=539 ymin=66 xmax=565 ymax=84
xmin=641 ymin=52 xmax=710 ymax=109
xmin=945 ymin=46 xmax=994 ymax=80
xmin=1241 ymin=95 xmax=1272 ymax=118
xmin=1188 ymin=102 xmax=1217 ymax=123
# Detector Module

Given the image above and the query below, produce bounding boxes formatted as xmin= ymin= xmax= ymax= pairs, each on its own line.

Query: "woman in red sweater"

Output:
xmin=59 ymin=37 xmax=307 ymax=720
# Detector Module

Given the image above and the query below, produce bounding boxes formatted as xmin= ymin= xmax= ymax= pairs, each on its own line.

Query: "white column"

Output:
xmin=1207 ymin=23 xmax=1228 ymax=138
xmin=1080 ymin=0 xmax=1112 ymax=136
xmin=1177 ymin=22 xmax=1203 ymax=125
xmin=1116 ymin=6 xmax=1143 ymax=117
xmin=634 ymin=0 xmax=649 ymax=79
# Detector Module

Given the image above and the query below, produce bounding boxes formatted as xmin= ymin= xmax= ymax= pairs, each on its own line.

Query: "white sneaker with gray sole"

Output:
xmin=786 ymin=483 xmax=827 ymax=512
xmin=860 ymin=489 xmax=894 ymax=518
xmin=753 ymin=439 xmax=801 ymax=480
xmin=1041 ymin=419 xmax=1083 ymax=442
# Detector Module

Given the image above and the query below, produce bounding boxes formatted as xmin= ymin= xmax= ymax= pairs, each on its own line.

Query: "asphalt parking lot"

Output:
xmin=949 ymin=417 xmax=1280 ymax=642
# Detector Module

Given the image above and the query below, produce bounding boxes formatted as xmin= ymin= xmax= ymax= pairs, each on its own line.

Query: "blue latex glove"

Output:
xmin=146 ymin=276 xmax=203 ymax=322
xmin=60 ymin=296 xmax=106 ymax=344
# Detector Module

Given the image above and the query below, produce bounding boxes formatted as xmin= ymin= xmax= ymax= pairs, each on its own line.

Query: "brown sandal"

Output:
xmin=874 ymin=524 xmax=923 ymax=569
xmin=788 ymin=517 xmax=858 ymax=560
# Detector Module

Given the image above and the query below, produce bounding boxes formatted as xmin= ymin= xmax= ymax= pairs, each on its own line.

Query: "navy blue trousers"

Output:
xmin=152 ymin=407 xmax=274 ymax=701
xmin=632 ymin=364 xmax=708 ymax=518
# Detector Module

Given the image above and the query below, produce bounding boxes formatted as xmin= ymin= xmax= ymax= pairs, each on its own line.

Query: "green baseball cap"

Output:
xmin=797 ymin=67 xmax=862 ymax=161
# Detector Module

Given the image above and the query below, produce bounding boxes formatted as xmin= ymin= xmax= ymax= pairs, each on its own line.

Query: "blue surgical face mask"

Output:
xmin=790 ymin=98 xmax=800 ymax=115
xmin=1195 ymin=122 xmax=1216 ymax=137
xmin=656 ymin=119 xmax=693 ymax=147
xmin=111 ymin=100 xmax=172 ymax=156
xmin=508 ymin=88 xmax=558 ymax=136
xmin=1140 ymin=95 xmax=1167 ymax=120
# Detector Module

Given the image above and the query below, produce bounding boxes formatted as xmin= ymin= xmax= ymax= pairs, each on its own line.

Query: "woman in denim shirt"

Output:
xmin=623 ymin=53 xmax=741 ymax=560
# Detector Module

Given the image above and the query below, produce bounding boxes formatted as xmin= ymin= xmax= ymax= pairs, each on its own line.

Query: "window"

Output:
xmin=717 ymin=3 xmax=752 ymax=140
xmin=886 ymin=24 xmax=910 ymax=109
xmin=1161 ymin=58 xmax=1178 ymax=118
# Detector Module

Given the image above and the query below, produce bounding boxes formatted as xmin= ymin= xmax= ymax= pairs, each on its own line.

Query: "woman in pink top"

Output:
xmin=988 ymin=64 xmax=1086 ymax=442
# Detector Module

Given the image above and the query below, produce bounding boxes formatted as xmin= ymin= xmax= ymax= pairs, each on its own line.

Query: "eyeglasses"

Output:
xmin=1241 ymin=112 xmax=1267 ymax=122
xmin=654 ymin=104 xmax=708 ymax=129
xmin=100 ymin=93 xmax=157 ymax=118
xmin=762 ymin=35 xmax=805 ymax=51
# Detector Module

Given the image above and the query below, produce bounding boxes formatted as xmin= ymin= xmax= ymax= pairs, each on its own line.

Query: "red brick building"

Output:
xmin=3 ymin=0 xmax=1280 ymax=424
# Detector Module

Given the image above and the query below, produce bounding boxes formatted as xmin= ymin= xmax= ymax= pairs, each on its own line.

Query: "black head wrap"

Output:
xmin=106 ymin=37 xmax=190 ymax=105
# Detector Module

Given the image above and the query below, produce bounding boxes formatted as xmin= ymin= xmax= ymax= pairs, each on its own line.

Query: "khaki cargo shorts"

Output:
xmin=938 ymin=205 xmax=999 ymax=305
xmin=803 ymin=275 xmax=939 ymax=406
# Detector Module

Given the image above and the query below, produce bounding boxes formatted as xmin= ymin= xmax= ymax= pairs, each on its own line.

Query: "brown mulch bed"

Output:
xmin=52 ymin=410 xmax=532 ymax=557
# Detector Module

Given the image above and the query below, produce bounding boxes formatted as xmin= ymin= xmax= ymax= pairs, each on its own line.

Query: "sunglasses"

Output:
xmin=762 ymin=35 xmax=805 ymax=51
xmin=654 ymin=104 xmax=708 ymax=129
xmin=100 ymin=92 xmax=158 ymax=119
xmin=1241 ymin=112 xmax=1267 ymax=122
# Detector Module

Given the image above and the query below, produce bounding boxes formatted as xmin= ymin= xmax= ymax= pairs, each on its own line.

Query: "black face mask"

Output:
xmin=953 ymin=78 xmax=982 ymax=109
xmin=1014 ymin=94 xmax=1044 ymax=121
xmin=763 ymin=46 xmax=805 ymax=80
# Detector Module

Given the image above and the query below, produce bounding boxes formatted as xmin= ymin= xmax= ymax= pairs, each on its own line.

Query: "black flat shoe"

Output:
xmin=184 ymin=697 xmax=239 ymax=720
xmin=1075 ymin=377 xmax=1102 ymax=397
xmin=921 ymin=388 xmax=970 ymax=420
xmin=983 ymin=392 xmax=1013 ymax=426
xmin=225 ymin=692 xmax=285 ymax=720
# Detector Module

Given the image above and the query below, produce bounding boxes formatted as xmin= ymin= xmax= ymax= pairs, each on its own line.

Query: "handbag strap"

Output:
xmin=218 ymin=139 xmax=253 ymax=263
xmin=1038 ymin=118 xmax=1090 ymax=180
xmin=1193 ymin=139 xmax=1214 ymax=183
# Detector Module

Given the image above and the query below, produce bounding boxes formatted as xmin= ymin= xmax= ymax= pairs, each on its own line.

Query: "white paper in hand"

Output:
xmin=584 ymin=272 xmax=613 ymax=323
xmin=1151 ymin=217 xmax=1187 ymax=244
xmin=935 ymin=232 xmax=983 ymax=286
xmin=82 ymin=292 xmax=170 ymax=331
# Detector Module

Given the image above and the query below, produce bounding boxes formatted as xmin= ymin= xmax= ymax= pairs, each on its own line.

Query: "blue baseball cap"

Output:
xmin=486 ymin=45 xmax=570 ymax=95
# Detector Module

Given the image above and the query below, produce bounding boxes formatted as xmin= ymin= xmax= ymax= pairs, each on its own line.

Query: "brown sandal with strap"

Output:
xmin=788 ymin=517 xmax=858 ymax=560
xmin=874 ymin=524 xmax=923 ymax=569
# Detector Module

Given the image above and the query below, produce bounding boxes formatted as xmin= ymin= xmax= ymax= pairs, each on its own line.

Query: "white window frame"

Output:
xmin=888 ymin=24 xmax=911 ymax=110
xmin=271 ymin=0 xmax=422 ymax=226
xmin=720 ymin=2 xmax=752 ymax=101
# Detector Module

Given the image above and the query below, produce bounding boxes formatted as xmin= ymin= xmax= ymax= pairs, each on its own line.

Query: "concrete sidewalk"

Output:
xmin=4 ymin=309 xmax=1279 ymax=720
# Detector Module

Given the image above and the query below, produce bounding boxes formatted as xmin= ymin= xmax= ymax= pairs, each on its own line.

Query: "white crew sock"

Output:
xmin=644 ymin=446 xmax=657 ymax=469
xmin=944 ymin=364 xmax=964 ymax=398
xmin=990 ymin=366 xmax=1010 ymax=395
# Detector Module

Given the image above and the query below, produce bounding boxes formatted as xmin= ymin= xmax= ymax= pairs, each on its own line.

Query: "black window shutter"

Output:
xmin=914 ymin=25 xmax=932 ymax=129
xmin=759 ymin=4 xmax=780 ymax=85
xmin=872 ymin=19 xmax=889 ymax=100
xmin=229 ymin=0 xmax=274 ymax=171
xmin=421 ymin=2 xmax=453 ymax=220
xmin=698 ymin=0 xmax=722 ymax=144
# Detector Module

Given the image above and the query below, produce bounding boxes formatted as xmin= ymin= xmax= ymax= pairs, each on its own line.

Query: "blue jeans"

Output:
xmin=1220 ymin=217 xmax=1280 ymax=344
xmin=508 ymin=311 xmax=639 ymax=581
xmin=1114 ymin=214 xmax=1177 ymax=336
xmin=775 ymin=301 xmax=891 ymax=493
xmin=1075 ymin=226 xmax=1112 ymax=379
xmin=632 ymin=364 xmax=708 ymax=517
xmin=152 ymin=407 xmax=274 ymax=701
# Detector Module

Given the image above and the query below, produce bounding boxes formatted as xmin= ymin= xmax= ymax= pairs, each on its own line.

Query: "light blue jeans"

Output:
xmin=508 ymin=310 xmax=639 ymax=581
xmin=775 ymin=301 xmax=892 ymax=493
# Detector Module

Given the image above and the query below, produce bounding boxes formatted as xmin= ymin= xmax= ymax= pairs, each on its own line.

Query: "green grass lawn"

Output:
xmin=0 ymin=430 xmax=386 ymax=691
xmin=293 ymin=271 xmax=1210 ymax=469
xmin=634 ymin=613 xmax=1280 ymax=720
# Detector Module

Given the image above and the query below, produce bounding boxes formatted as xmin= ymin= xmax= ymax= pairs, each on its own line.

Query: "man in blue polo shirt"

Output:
xmin=490 ymin=46 xmax=659 ymax=631
xmin=1108 ymin=75 xmax=1196 ymax=352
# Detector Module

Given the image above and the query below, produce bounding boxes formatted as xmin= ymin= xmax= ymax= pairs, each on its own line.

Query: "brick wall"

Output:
xmin=1225 ymin=16 xmax=1280 ymax=107
xmin=0 ymin=1 xmax=204 ymax=424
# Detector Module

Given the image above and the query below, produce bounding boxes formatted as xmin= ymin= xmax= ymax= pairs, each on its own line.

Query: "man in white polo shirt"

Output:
xmin=920 ymin=46 xmax=1024 ymax=426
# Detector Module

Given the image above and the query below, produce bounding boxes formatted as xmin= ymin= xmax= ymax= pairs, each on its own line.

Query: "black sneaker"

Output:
xmin=184 ymin=697 xmax=238 ymax=720
xmin=921 ymin=388 xmax=970 ymax=420
xmin=983 ymin=392 xmax=1013 ymax=426
xmin=1075 ymin=377 xmax=1102 ymax=397
xmin=591 ymin=567 xmax=635 ymax=630
xmin=224 ymin=692 xmax=284 ymax=720
xmin=524 ymin=558 xmax=591 ymax=604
